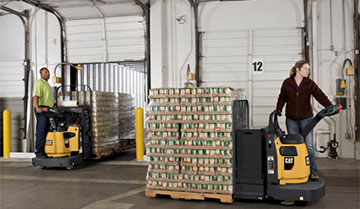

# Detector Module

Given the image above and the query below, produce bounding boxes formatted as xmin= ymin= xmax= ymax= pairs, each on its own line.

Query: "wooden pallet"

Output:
xmin=145 ymin=189 xmax=233 ymax=203
xmin=91 ymin=149 xmax=116 ymax=160
xmin=91 ymin=144 xmax=136 ymax=160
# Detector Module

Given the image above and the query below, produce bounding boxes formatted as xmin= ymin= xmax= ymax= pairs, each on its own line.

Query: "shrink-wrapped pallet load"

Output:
xmin=89 ymin=92 xmax=119 ymax=156
xmin=146 ymin=87 xmax=245 ymax=196
xmin=59 ymin=91 xmax=120 ymax=158
xmin=118 ymin=93 xmax=136 ymax=148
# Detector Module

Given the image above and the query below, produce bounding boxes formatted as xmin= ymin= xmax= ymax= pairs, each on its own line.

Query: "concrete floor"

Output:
xmin=0 ymin=149 xmax=359 ymax=209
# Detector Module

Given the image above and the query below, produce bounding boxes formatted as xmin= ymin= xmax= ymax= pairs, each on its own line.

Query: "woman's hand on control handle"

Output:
xmin=275 ymin=110 xmax=282 ymax=117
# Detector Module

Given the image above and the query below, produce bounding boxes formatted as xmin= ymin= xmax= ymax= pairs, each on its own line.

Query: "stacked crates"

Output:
xmin=146 ymin=87 xmax=243 ymax=194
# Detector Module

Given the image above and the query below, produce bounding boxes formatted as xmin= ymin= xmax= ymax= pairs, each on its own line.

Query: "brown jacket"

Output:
xmin=276 ymin=76 xmax=332 ymax=120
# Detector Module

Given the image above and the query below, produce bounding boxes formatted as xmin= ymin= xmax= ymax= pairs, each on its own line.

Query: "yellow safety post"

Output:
xmin=3 ymin=109 xmax=11 ymax=158
xmin=136 ymin=108 xmax=144 ymax=160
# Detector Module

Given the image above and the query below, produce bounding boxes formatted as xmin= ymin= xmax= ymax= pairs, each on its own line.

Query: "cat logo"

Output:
xmin=284 ymin=157 xmax=294 ymax=170
xmin=285 ymin=157 xmax=294 ymax=164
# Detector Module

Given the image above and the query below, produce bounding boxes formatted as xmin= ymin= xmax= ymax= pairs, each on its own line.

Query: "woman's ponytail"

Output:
xmin=289 ymin=60 xmax=309 ymax=77
xmin=289 ymin=66 xmax=296 ymax=77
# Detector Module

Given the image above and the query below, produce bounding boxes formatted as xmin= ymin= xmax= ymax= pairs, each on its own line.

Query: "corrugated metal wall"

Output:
xmin=201 ymin=28 xmax=303 ymax=126
xmin=0 ymin=60 xmax=25 ymax=153
xmin=76 ymin=63 xmax=147 ymax=110
xmin=66 ymin=16 xmax=146 ymax=63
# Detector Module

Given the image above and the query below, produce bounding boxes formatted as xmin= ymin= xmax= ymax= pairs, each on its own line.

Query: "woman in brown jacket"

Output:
xmin=276 ymin=60 xmax=332 ymax=180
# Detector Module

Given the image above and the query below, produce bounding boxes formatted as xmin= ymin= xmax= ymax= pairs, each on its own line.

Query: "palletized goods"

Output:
xmin=146 ymin=87 xmax=244 ymax=195
xmin=59 ymin=91 xmax=136 ymax=157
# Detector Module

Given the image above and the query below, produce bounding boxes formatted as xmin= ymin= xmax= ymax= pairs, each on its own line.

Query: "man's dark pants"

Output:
xmin=34 ymin=108 xmax=50 ymax=157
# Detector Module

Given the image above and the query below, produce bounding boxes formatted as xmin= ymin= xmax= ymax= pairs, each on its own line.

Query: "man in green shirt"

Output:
xmin=33 ymin=67 xmax=55 ymax=158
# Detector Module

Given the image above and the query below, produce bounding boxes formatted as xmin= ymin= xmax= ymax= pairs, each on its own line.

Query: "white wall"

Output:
xmin=150 ymin=0 xmax=357 ymax=159
xmin=0 ymin=10 xmax=25 ymax=97
xmin=199 ymin=0 xmax=304 ymax=30
xmin=0 ymin=0 xmax=358 ymax=158
xmin=150 ymin=0 xmax=196 ymax=88
xmin=0 ymin=2 xmax=29 ymax=98
xmin=0 ymin=1 xmax=61 ymax=152
xmin=31 ymin=10 xmax=62 ymax=84
xmin=0 ymin=15 xmax=24 ymax=60
xmin=151 ymin=0 xmax=304 ymax=87
xmin=0 ymin=1 xmax=61 ymax=81
xmin=314 ymin=0 xmax=356 ymax=158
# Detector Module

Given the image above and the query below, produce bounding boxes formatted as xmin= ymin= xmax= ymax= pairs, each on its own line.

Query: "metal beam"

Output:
xmin=354 ymin=0 xmax=360 ymax=141
xmin=134 ymin=0 xmax=150 ymax=98
xmin=303 ymin=0 xmax=309 ymax=61
xmin=188 ymin=0 xmax=200 ymax=87
xmin=0 ymin=6 xmax=29 ymax=18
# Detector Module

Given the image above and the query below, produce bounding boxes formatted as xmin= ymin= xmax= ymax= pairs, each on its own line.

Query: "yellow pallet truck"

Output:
xmin=232 ymin=100 xmax=341 ymax=203
xmin=32 ymin=85 xmax=93 ymax=169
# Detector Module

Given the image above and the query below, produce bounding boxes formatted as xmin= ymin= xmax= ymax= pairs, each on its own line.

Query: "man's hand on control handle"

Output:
xmin=36 ymin=107 xmax=42 ymax=113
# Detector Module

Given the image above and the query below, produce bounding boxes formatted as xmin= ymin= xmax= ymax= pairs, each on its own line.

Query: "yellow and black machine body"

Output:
xmin=32 ymin=85 xmax=93 ymax=169
xmin=232 ymin=100 xmax=341 ymax=202
xmin=273 ymin=136 xmax=310 ymax=185
xmin=45 ymin=126 xmax=80 ymax=157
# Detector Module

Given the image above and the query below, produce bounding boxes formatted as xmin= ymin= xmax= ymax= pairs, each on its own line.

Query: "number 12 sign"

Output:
xmin=252 ymin=58 xmax=264 ymax=75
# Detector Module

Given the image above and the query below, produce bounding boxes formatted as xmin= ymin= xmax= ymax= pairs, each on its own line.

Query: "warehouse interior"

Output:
xmin=0 ymin=0 xmax=359 ymax=209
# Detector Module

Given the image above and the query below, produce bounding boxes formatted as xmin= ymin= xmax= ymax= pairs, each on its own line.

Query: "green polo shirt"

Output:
xmin=33 ymin=78 xmax=54 ymax=107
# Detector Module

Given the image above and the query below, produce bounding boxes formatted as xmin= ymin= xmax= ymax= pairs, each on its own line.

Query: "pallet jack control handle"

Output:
xmin=40 ymin=107 xmax=59 ymax=120
xmin=269 ymin=105 xmax=341 ymax=139
xmin=269 ymin=110 xmax=285 ymax=139
xmin=41 ymin=107 xmax=57 ymax=113
xmin=301 ymin=105 xmax=342 ymax=137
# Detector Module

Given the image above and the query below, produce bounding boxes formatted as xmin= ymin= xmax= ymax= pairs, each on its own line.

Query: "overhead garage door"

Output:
xmin=66 ymin=16 xmax=146 ymax=63
xmin=201 ymin=27 xmax=303 ymax=126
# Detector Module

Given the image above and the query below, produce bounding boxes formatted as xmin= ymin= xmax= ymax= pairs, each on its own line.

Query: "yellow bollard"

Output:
xmin=135 ymin=108 xmax=144 ymax=161
xmin=3 ymin=109 xmax=11 ymax=158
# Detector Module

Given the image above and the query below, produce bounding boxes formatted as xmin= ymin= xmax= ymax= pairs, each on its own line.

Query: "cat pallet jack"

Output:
xmin=32 ymin=85 xmax=93 ymax=169
xmin=232 ymin=100 xmax=341 ymax=203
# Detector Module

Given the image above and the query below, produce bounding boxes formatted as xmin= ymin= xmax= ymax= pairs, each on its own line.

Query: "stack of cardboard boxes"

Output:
xmin=146 ymin=87 xmax=242 ymax=194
